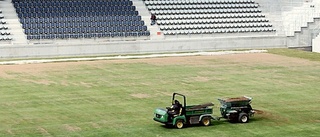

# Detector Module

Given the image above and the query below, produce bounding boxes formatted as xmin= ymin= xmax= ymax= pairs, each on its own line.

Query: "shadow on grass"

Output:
xmin=157 ymin=119 xmax=230 ymax=129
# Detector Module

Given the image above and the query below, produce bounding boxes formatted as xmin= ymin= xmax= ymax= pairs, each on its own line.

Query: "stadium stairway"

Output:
xmin=282 ymin=1 xmax=320 ymax=36
xmin=132 ymin=0 xmax=164 ymax=40
xmin=0 ymin=0 xmax=28 ymax=45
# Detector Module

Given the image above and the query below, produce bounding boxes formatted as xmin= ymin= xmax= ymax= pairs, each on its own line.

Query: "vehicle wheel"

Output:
xmin=175 ymin=120 xmax=184 ymax=129
xmin=201 ymin=117 xmax=211 ymax=126
xmin=228 ymin=114 xmax=237 ymax=123
xmin=165 ymin=123 xmax=171 ymax=127
xmin=238 ymin=113 xmax=249 ymax=123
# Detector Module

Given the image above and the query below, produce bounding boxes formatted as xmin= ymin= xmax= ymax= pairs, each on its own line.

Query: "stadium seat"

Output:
xmin=144 ymin=0 xmax=275 ymax=35
xmin=15 ymin=0 xmax=148 ymax=40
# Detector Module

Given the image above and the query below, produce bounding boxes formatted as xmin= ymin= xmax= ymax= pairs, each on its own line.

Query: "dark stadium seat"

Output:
xmin=14 ymin=0 xmax=149 ymax=40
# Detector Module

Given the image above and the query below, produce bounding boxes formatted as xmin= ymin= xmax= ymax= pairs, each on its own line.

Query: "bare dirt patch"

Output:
xmin=86 ymin=56 xmax=211 ymax=66
xmin=213 ymin=53 xmax=318 ymax=67
xmin=60 ymin=80 xmax=70 ymax=86
xmin=90 ymin=122 xmax=101 ymax=129
xmin=192 ymin=76 xmax=210 ymax=82
xmin=57 ymin=81 xmax=96 ymax=87
xmin=0 ymin=53 xmax=318 ymax=79
xmin=155 ymin=92 xmax=174 ymax=97
xmin=130 ymin=93 xmax=150 ymax=99
xmin=6 ymin=129 xmax=14 ymax=135
xmin=37 ymin=127 xmax=49 ymax=135
xmin=0 ymin=62 xmax=80 ymax=79
xmin=3 ymin=102 xmax=17 ymax=107
xmin=64 ymin=124 xmax=81 ymax=132
xmin=0 ymin=71 xmax=11 ymax=78
xmin=22 ymin=79 xmax=56 ymax=85
xmin=79 ymin=82 xmax=95 ymax=88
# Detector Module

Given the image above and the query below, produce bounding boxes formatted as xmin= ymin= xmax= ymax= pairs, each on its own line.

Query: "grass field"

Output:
xmin=0 ymin=49 xmax=319 ymax=137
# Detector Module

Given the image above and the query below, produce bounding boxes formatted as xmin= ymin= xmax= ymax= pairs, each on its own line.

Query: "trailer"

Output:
xmin=218 ymin=96 xmax=255 ymax=123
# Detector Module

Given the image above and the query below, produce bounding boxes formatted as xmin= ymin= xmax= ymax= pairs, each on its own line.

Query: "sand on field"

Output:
xmin=0 ymin=53 xmax=316 ymax=78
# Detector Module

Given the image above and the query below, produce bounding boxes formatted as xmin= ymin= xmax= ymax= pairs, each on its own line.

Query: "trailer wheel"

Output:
xmin=175 ymin=120 xmax=184 ymax=129
xmin=238 ymin=113 xmax=249 ymax=123
xmin=201 ymin=117 xmax=211 ymax=126
xmin=165 ymin=123 xmax=171 ymax=127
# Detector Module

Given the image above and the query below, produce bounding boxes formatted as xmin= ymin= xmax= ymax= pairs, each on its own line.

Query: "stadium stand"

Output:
xmin=143 ymin=0 xmax=276 ymax=35
xmin=0 ymin=9 xmax=12 ymax=41
xmin=12 ymin=0 xmax=150 ymax=40
xmin=2 ymin=0 xmax=320 ymax=58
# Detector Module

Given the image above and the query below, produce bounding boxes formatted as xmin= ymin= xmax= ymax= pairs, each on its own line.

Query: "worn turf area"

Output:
xmin=0 ymin=49 xmax=319 ymax=136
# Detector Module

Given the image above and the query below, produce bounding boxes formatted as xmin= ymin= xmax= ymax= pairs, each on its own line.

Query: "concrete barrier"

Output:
xmin=0 ymin=36 xmax=287 ymax=58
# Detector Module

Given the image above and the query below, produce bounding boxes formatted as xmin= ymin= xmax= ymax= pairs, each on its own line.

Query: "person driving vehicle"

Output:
xmin=167 ymin=100 xmax=182 ymax=119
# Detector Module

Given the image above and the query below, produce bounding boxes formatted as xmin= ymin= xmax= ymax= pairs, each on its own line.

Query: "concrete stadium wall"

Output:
xmin=312 ymin=35 xmax=320 ymax=52
xmin=256 ymin=0 xmax=304 ymax=13
xmin=0 ymin=36 xmax=287 ymax=58
xmin=287 ymin=18 xmax=320 ymax=48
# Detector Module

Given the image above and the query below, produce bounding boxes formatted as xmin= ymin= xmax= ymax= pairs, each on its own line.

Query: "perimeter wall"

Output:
xmin=0 ymin=36 xmax=286 ymax=58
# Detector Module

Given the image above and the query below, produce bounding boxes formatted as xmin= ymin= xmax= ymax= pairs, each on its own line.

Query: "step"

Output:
xmin=0 ymin=0 xmax=28 ymax=44
xmin=132 ymin=0 xmax=164 ymax=40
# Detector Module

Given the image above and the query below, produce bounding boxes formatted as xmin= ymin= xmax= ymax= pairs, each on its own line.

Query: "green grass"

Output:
xmin=268 ymin=48 xmax=320 ymax=61
xmin=0 ymin=49 xmax=320 ymax=137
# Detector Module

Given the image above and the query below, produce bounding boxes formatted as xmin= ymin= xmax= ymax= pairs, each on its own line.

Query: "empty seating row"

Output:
xmin=22 ymin=21 xmax=146 ymax=29
xmin=159 ymin=23 xmax=272 ymax=30
xmin=20 ymin=16 xmax=142 ymax=24
xmin=157 ymin=13 xmax=265 ymax=20
xmin=0 ymin=9 xmax=11 ymax=41
xmin=152 ymin=8 xmax=261 ymax=15
xmin=157 ymin=18 xmax=269 ymax=25
xmin=0 ymin=35 xmax=12 ymax=41
xmin=0 ymin=19 xmax=6 ymax=24
xmin=13 ymin=1 xmax=133 ymax=7
xmin=24 ymin=26 xmax=148 ymax=35
xmin=15 ymin=0 xmax=150 ymax=40
xmin=26 ymin=31 xmax=150 ymax=40
xmin=14 ymin=0 xmax=130 ymax=1
xmin=0 ymin=25 xmax=8 ymax=30
xmin=148 ymin=3 xmax=258 ymax=10
xmin=16 ymin=6 xmax=136 ymax=12
xmin=1 ymin=30 xmax=10 ymax=35
xmin=12 ymin=0 xmax=130 ymax=2
xmin=145 ymin=0 xmax=275 ymax=36
xmin=144 ymin=0 xmax=255 ymax=6
xmin=18 ymin=11 xmax=139 ymax=18
xmin=162 ymin=28 xmax=275 ymax=35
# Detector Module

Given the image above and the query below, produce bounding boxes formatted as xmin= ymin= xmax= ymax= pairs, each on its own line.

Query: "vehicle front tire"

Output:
xmin=175 ymin=120 xmax=184 ymax=129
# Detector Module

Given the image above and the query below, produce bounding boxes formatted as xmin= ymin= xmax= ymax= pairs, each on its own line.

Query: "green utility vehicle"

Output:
xmin=153 ymin=93 xmax=217 ymax=129
xmin=218 ymin=96 xmax=255 ymax=123
xmin=153 ymin=93 xmax=255 ymax=128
